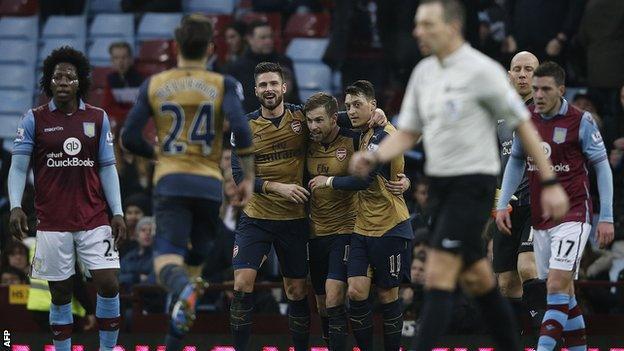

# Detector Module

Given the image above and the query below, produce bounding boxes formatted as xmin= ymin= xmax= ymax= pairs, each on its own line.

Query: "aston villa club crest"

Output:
xmin=336 ymin=147 xmax=347 ymax=161
xmin=553 ymin=127 xmax=567 ymax=144
xmin=291 ymin=120 xmax=302 ymax=134
xmin=83 ymin=122 xmax=95 ymax=138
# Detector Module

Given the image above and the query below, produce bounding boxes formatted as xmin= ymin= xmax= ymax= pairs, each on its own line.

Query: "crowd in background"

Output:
xmin=0 ymin=0 xmax=623 ymax=333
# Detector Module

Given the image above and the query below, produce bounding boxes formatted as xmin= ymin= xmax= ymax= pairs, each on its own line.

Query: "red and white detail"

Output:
xmin=291 ymin=120 xmax=302 ymax=134
xmin=336 ymin=147 xmax=347 ymax=161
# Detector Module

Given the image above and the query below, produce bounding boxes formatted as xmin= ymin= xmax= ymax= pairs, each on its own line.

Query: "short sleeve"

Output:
xmin=579 ymin=112 xmax=608 ymax=165
xmin=98 ymin=112 xmax=116 ymax=166
xmin=477 ymin=65 xmax=530 ymax=129
xmin=12 ymin=110 xmax=35 ymax=156
xmin=397 ymin=67 xmax=423 ymax=133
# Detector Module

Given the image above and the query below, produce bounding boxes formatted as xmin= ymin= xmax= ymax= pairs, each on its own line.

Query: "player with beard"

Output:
xmin=230 ymin=63 xmax=387 ymax=351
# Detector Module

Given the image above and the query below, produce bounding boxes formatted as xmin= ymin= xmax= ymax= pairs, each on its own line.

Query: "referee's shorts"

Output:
xmin=427 ymin=174 xmax=496 ymax=266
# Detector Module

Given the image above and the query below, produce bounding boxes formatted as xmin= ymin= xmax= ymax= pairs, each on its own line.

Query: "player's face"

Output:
xmin=306 ymin=106 xmax=336 ymax=142
xmin=255 ymin=72 xmax=286 ymax=110
xmin=509 ymin=55 xmax=538 ymax=98
xmin=345 ymin=93 xmax=376 ymax=128
xmin=51 ymin=63 xmax=79 ymax=103
xmin=248 ymin=26 xmax=274 ymax=55
xmin=414 ymin=3 xmax=454 ymax=55
xmin=110 ymin=47 xmax=132 ymax=75
xmin=532 ymin=76 xmax=565 ymax=115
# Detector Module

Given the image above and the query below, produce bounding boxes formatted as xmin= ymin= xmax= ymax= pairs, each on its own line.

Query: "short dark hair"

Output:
xmin=108 ymin=41 xmax=132 ymax=56
xmin=175 ymin=14 xmax=213 ymax=60
xmin=246 ymin=20 xmax=271 ymax=37
xmin=534 ymin=61 xmax=566 ymax=86
xmin=304 ymin=92 xmax=338 ymax=117
xmin=40 ymin=46 xmax=91 ymax=100
xmin=344 ymin=80 xmax=376 ymax=101
xmin=226 ymin=20 xmax=247 ymax=38
xmin=420 ymin=0 xmax=466 ymax=28
xmin=254 ymin=61 xmax=284 ymax=82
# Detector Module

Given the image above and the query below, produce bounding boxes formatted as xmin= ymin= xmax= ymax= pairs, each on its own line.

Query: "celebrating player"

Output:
xmin=349 ymin=1 xmax=570 ymax=350
xmin=121 ymin=14 xmax=255 ymax=350
xmin=496 ymin=61 xmax=614 ymax=351
xmin=9 ymin=47 xmax=125 ymax=351
xmin=304 ymin=92 xmax=409 ymax=350
xmin=494 ymin=51 xmax=546 ymax=330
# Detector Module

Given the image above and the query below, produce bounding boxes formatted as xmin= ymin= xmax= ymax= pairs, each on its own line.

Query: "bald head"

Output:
xmin=509 ymin=51 xmax=539 ymax=100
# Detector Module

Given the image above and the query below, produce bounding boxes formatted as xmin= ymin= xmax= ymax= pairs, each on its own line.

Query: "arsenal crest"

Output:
xmin=336 ymin=147 xmax=347 ymax=161
xmin=83 ymin=122 xmax=96 ymax=138
xmin=291 ymin=120 xmax=302 ymax=134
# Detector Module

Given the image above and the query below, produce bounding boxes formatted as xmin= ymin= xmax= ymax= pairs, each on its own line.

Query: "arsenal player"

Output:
xmin=497 ymin=61 xmax=614 ymax=351
xmin=8 ymin=47 xmax=126 ymax=351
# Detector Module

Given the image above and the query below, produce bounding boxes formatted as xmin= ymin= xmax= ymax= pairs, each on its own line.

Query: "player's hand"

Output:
xmin=350 ymin=151 xmax=377 ymax=178
xmin=368 ymin=108 xmax=388 ymax=128
xmin=83 ymin=314 xmax=97 ymax=331
xmin=9 ymin=207 xmax=28 ymax=241
xmin=111 ymin=214 xmax=127 ymax=247
xmin=385 ymin=173 xmax=410 ymax=195
xmin=308 ymin=175 xmax=329 ymax=191
xmin=596 ymin=221 xmax=615 ymax=249
xmin=232 ymin=177 xmax=254 ymax=208
xmin=540 ymin=184 xmax=569 ymax=221
xmin=272 ymin=182 xmax=310 ymax=204
xmin=495 ymin=209 xmax=512 ymax=235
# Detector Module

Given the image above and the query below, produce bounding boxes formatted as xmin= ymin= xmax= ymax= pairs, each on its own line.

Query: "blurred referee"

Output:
xmin=349 ymin=0 xmax=569 ymax=350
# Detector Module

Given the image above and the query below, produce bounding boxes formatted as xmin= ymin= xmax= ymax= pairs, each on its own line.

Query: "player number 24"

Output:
xmin=160 ymin=102 xmax=216 ymax=155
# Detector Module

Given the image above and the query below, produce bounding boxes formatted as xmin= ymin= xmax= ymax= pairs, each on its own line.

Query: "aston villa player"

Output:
xmin=8 ymin=47 xmax=126 ymax=351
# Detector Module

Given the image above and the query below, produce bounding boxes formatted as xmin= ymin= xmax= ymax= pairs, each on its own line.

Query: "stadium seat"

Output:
xmin=90 ymin=14 xmax=134 ymax=39
xmin=135 ymin=62 xmax=171 ymax=78
xmin=0 ymin=90 xmax=32 ymax=138
xmin=182 ymin=0 xmax=236 ymax=14
xmin=293 ymin=63 xmax=331 ymax=91
xmin=0 ymin=16 xmax=38 ymax=41
xmin=138 ymin=40 xmax=176 ymax=64
xmin=0 ymin=0 xmax=38 ymax=16
xmin=286 ymin=38 xmax=329 ymax=62
xmin=137 ymin=13 xmax=183 ymax=41
xmin=284 ymin=13 xmax=330 ymax=43
xmin=89 ymin=38 xmax=134 ymax=67
xmin=87 ymin=88 xmax=105 ymax=107
xmin=0 ymin=40 xmax=37 ymax=66
xmin=299 ymin=88 xmax=328 ymax=102
xmin=88 ymin=0 xmax=122 ymax=14
xmin=38 ymin=38 xmax=86 ymax=66
xmin=91 ymin=67 xmax=115 ymax=89
xmin=0 ymin=65 xmax=35 ymax=92
xmin=42 ymin=16 xmax=87 ymax=40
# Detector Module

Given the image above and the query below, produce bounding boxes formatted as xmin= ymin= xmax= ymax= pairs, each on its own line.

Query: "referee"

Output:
xmin=349 ymin=0 xmax=569 ymax=350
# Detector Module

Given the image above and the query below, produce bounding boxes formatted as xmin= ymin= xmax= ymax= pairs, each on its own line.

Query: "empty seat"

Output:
xmin=0 ymin=0 xmax=38 ymax=16
xmin=284 ymin=13 xmax=330 ymax=42
xmin=38 ymin=38 xmax=86 ymax=65
xmin=137 ymin=13 xmax=183 ymax=41
xmin=0 ymin=65 xmax=35 ymax=91
xmin=293 ymin=63 xmax=331 ymax=90
xmin=0 ymin=40 xmax=37 ymax=66
xmin=89 ymin=0 xmax=122 ymax=14
xmin=299 ymin=88 xmax=329 ymax=102
xmin=0 ymin=16 xmax=38 ymax=41
xmin=0 ymin=90 xmax=32 ymax=138
xmin=89 ymin=38 xmax=134 ymax=67
xmin=138 ymin=40 xmax=176 ymax=64
xmin=87 ymin=88 xmax=106 ymax=107
xmin=182 ymin=0 xmax=236 ymax=14
xmin=90 ymin=14 xmax=134 ymax=39
xmin=286 ymin=38 xmax=329 ymax=62
xmin=135 ymin=62 xmax=171 ymax=78
xmin=42 ymin=16 xmax=87 ymax=40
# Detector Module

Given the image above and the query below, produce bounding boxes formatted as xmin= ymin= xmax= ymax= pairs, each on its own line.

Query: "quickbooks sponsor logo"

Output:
xmin=47 ymin=157 xmax=95 ymax=168
xmin=527 ymin=162 xmax=570 ymax=173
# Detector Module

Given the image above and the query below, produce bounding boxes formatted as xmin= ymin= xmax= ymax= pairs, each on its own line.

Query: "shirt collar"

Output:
xmin=440 ymin=43 xmax=470 ymax=68
xmin=48 ymin=99 xmax=86 ymax=112
xmin=540 ymin=98 xmax=568 ymax=119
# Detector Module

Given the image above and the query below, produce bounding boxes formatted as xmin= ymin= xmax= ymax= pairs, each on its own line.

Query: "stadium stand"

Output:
xmin=283 ymin=12 xmax=331 ymax=44
xmin=41 ymin=15 xmax=87 ymax=40
xmin=0 ymin=16 xmax=38 ymax=41
xmin=137 ymin=12 xmax=183 ymax=41
xmin=89 ymin=13 xmax=134 ymax=39
xmin=0 ymin=0 xmax=38 ymax=16
xmin=88 ymin=37 xmax=134 ymax=67
xmin=0 ymin=40 xmax=37 ymax=66
xmin=182 ymin=0 xmax=237 ymax=14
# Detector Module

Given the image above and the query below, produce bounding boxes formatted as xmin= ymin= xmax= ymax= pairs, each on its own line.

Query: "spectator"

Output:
xmin=0 ymin=266 xmax=27 ymax=285
xmin=503 ymin=0 xmax=585 ymax=63
xmin=224 ymin=20 xmax=301 ymax=112
xmin=1 ymin=241 xmax=30 ymax=275
xmin=119 ymin=216 xmax=156 ymax=291
xmin=224 ymin=21 xmax=248 ymax=65
xmin=578 ymin=0 xmax=624 ymax=118
xmin=103 ymin=41 xmax=144 ymax=133
xmin=409 ymin=178 xmax=431 ymax=233
xmin=118 ymin=192 xmax=150 ymax=257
